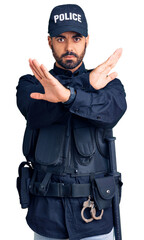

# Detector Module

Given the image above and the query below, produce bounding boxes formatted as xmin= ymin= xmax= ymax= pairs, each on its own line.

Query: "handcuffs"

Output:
xmin=81 ymin=196 xmax=104 ymax=223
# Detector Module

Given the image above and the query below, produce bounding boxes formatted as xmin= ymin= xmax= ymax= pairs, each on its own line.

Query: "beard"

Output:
xmin=51 ymin=44 xmax=86 ymax=70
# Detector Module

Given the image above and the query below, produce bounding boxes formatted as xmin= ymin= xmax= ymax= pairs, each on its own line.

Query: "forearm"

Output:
xmin=67 ymin=79 xmax=127 ymax=128
xmin=16 ymin=75 xmax=68 ymax=128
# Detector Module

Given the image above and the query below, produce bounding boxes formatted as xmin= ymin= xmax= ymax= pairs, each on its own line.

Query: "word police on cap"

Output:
xmin=54 ymin=13 xmax=82 ymax=23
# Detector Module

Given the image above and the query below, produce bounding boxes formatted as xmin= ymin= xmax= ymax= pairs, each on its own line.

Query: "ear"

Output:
xmin=85 ymin=35 xmax=89 ymax=47
xmin=48 ymin=36 xmax=52 ymax=49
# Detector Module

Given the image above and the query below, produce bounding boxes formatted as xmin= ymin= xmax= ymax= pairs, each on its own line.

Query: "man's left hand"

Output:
xmin=89 ymin=48 xmax=122 ymax=90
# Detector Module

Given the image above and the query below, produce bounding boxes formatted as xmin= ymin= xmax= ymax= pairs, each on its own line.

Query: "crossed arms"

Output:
xmin=16 ymin=49 xmax=127 ymax=129
xmin=29 ymin=49 xmax=122 ymax=102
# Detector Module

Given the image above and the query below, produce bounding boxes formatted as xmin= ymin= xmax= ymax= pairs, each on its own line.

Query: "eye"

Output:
xmin=74 ymin=37 xmax=81 ymax=42
xmin=57 ymin=38 xmax=65 ymax=42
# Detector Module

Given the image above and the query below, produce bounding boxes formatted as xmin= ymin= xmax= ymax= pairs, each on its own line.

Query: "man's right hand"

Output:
xmin=89 ymin=48 xmax=122 ymax=90
xmin=29 ymin=59 xmax=70 ymax=103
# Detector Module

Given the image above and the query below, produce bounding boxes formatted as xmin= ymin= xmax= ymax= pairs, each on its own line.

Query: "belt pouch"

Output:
xmin=17 ymin=162 xmax=33 ymax=209
xmin=92 ymin=176 xmax=116 ymax=210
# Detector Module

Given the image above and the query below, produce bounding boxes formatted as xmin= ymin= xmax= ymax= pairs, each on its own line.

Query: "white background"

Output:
xmin=1 ymin=0 xmax=144 ymax=239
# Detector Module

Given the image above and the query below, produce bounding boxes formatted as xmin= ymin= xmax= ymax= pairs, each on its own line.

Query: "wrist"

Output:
xmin=62 ymin=88 xmax=71 ymax=102
xmin=62 ymin=86 xmax=76 ymax=105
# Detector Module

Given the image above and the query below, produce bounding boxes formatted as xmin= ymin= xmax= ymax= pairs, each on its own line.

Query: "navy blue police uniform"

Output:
xmin=16 ymin=4 xmax=127 ymax=240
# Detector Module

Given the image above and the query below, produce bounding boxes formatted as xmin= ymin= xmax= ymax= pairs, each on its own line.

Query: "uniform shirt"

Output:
xmin=16 ymin=62 xmax=127 ymax=240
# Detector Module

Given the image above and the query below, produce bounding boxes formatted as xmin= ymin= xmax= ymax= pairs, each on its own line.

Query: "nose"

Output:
xmin=65 ymin=39 xmax=74 ymax=53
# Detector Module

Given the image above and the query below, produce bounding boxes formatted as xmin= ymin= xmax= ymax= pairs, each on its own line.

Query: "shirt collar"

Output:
xmin=53 ymin=62 xmax=86 ymax=77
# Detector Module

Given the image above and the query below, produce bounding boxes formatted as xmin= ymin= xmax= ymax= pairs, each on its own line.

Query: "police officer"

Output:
xmin=16 ymin=4 xmax=127 ymax=240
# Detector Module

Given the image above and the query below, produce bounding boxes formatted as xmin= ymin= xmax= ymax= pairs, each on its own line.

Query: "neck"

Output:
xmin=55 ymin=61 xmax=83 ymax=73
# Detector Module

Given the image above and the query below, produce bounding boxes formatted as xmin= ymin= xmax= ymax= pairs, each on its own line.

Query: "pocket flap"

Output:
xmin=95 ymin=176 xmax=115 ymax=200
xmin=73 ymin=127 xmax=96 ymax=157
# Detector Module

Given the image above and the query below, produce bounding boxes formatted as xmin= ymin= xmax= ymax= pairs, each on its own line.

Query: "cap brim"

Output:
xmin=49 ymin=25 xmax=87 ymax=37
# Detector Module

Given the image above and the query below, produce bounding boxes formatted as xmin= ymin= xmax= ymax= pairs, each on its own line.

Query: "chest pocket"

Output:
xmin=73 ymin=126 xmax=96 ymax=165
xmin=96 ymin=129 xmax=110 ymax=159
xmin=23 ymin=126 xmax=39 ymax=162
xmin=35 ymin=124 xmax=66 ymax=166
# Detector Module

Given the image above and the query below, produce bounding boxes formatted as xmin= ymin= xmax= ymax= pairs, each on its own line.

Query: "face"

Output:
xmin=48 ymin=32 xmax=89 ymax=71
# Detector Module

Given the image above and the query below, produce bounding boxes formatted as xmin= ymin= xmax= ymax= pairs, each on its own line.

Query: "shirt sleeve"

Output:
xmin=16 ymin=74 xmax=68 ymax=129
xmin=68 ymin=78 xmax=127 ymax=128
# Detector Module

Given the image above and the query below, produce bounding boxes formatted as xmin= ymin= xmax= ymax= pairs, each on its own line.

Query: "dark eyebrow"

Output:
xmin=72 ymin=34 xmax=83 ymax=38
xmin=55 ymin=35 xmax=66 ymax=39
xmin=55 ymin=34 xmax=83 ymax=39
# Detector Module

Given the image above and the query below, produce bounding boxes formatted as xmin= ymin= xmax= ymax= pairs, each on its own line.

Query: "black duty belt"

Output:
xmin=30 ymin=182 xmax=91 ymax=197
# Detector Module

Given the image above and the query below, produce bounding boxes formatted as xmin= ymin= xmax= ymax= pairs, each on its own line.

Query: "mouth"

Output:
xmin=64 ymin=55 xmax=76 ymax=59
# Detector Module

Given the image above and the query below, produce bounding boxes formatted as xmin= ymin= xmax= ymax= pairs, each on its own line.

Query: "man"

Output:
xmin=16 ymin=4 xmax=127 ymax=240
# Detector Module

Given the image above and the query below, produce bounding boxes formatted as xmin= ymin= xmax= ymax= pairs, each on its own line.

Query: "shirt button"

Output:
xmin=75 ymin=109 xmax=79 ymax=112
